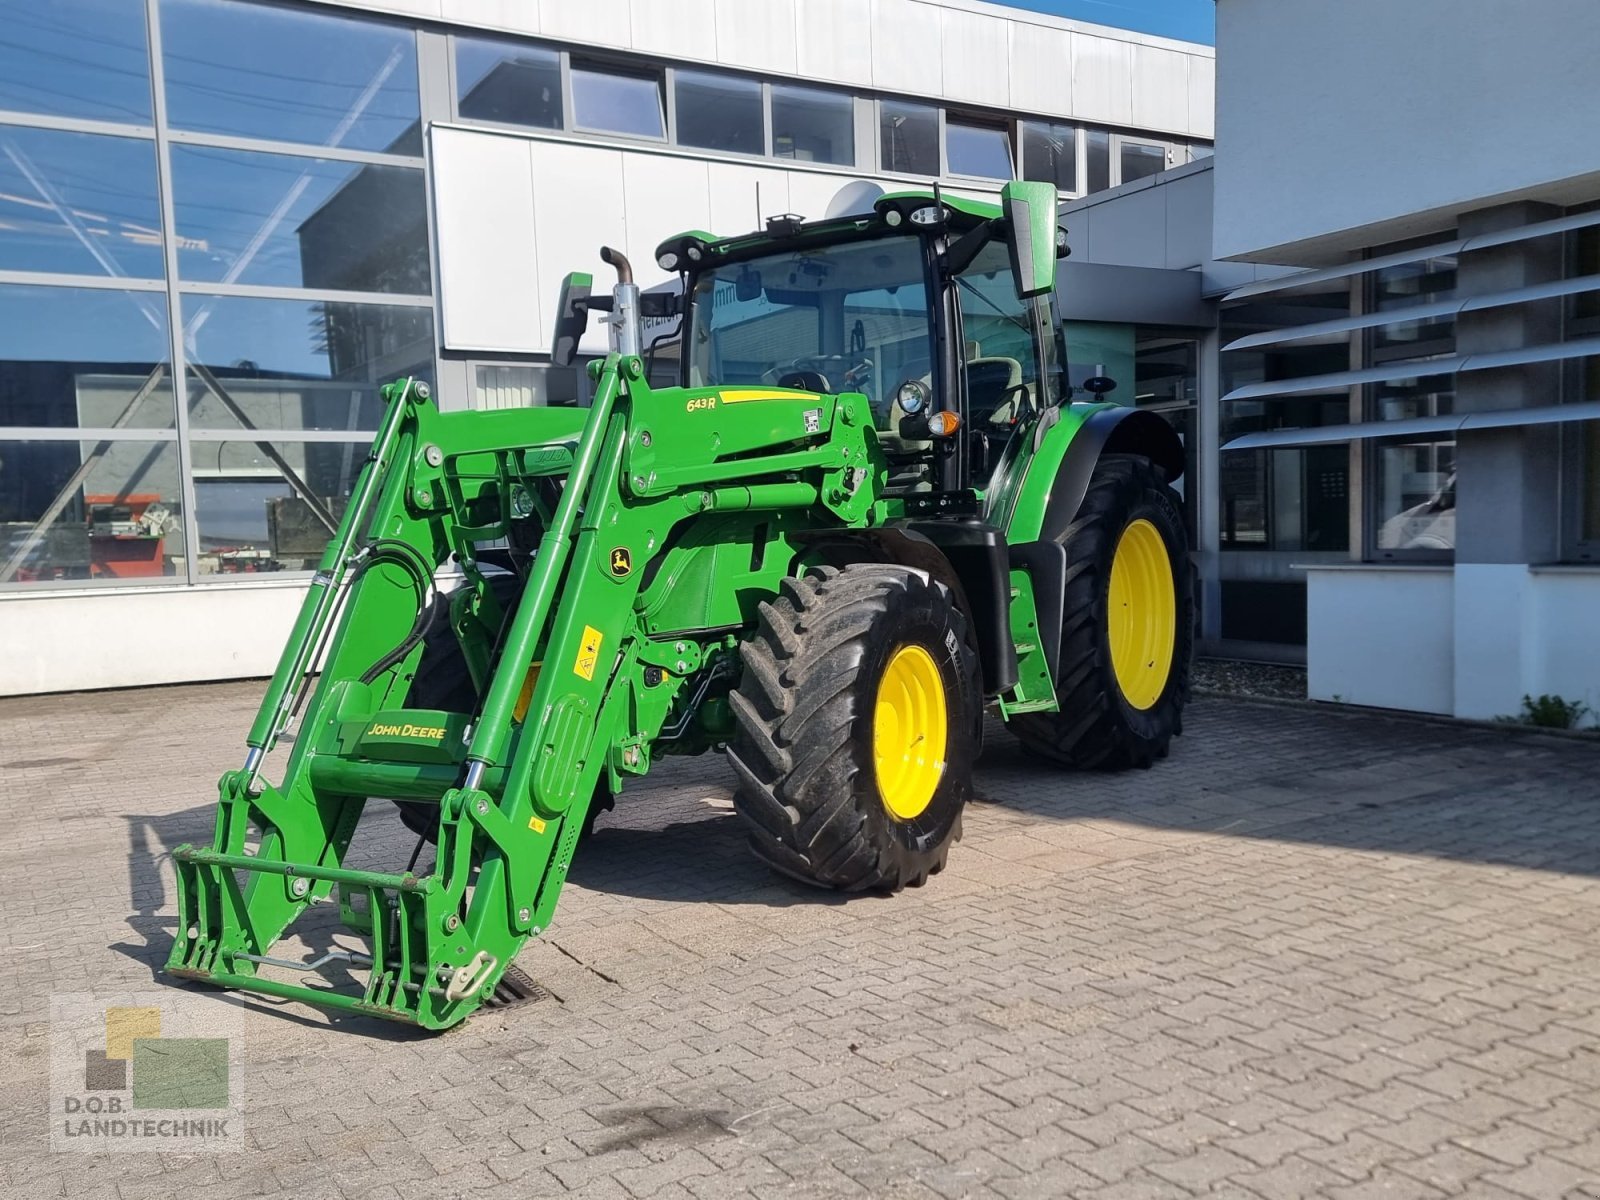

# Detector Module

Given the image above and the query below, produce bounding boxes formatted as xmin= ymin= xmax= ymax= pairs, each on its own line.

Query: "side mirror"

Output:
xmin=735 ymin=265 xmax=762 ymax=302
xmin=551 ymin=271 xmax=593 ymax=367
xmin=1000 ymin=180 xmax=1058 ymax=299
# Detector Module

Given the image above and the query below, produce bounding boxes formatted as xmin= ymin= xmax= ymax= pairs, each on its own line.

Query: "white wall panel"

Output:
xmin=433 ymin=128 xmax=542 ymax=352
xmin=621 ymin=155 xmax=714 ymax=291
xmin=706 ymin=161 xmax=792 ymax=240
xmin=1527 ymin=570 xmax=1600 ymax=718
xmin=0 ymin=583 xmax=308 ymax=697
xmin=794 ymin=0 xmax=875 ymax=87
xmin=871 ymin=0 xmax=943 ymax=95
xmin=1071 ymin=35 xmax=1133 ymax=127
xmin=438 ymin=0 xmax=537 ymax=36
xmin=1130 ymin=44 xmax=1189 ymax=134
xmin=528 ymin=140 xmax=628 ymax=353
xmin=939 ymin=8 xmax=1009 ymax=108
xmin=1008 ymin=24 xmax=1073 ymax=117
xmin=714 ymin=0 xmax=798 ymax=76
xmin=539 ymin=0 xmax=631 ymax=45
xmin=1306 ymin=567 xmax=1455 ymax=715
xmin=630 ymin=0 xmax=714 ymax=62
xmin=1186 ymin=54 xmax=1215 ymax=139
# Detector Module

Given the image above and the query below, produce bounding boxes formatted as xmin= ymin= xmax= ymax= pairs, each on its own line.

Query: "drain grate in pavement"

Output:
xmin=478 ymin=963 xmax=556 ymax=1012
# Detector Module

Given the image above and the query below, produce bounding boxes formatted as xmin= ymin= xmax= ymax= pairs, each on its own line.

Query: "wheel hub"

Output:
xmin=873 ymin=643 xmax=947 ymax=820
xmin=1107 ymin=518 xmax=1176 ymax=710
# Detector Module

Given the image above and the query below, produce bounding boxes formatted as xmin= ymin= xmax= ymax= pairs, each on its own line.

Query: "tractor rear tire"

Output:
xmin=1010 ymin=453 xmax=1192 ymax=770
xmin=727 ymin=564 xmax=981 ymax=892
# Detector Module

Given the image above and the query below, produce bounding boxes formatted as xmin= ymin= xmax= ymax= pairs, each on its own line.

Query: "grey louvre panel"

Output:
xmin=1222 ymin=400 xmax=1600 ymax=451
xmin=1223 ymin=274 xmax=1600 ymax=353
xmin=1221 ymin=334 xmax=1600 ymax=403
xmin=1221 ymin=209 xmax=1600 ymax=303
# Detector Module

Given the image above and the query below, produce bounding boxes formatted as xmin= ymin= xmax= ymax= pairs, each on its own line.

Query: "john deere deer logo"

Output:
xmin=609 ymin=547 xmax=632 ymax=577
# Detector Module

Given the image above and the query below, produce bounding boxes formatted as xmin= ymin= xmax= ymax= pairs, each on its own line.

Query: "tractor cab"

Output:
xmin=655 ymin=182 xmax=1069 ymax=500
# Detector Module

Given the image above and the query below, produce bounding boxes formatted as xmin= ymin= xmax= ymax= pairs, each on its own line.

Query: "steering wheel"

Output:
xmin=762 ymin=354 xmax=874 ymax=393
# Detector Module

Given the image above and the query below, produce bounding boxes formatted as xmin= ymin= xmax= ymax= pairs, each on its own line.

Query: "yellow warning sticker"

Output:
xmin=528 ymin=814 xmax=547 ymax=834
xmin=573 ymin=625 xmax=603 ymax=681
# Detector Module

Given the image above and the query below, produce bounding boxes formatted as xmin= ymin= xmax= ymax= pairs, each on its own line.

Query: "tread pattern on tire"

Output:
xmin=1010 ymin=453 xmax=1193 ymax=771
xmin=727 ymin=563 xmax=976 ymax=892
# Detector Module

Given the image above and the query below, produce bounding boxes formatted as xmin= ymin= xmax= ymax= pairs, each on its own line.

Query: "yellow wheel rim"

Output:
xmin=873 ymin=643 xmax=948 ymax=821
xmin=1107 ymin=518 xmax=1177 ymax=711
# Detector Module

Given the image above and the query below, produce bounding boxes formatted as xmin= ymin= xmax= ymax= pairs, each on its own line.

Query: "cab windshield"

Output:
xmin=686 ymin=235 xmax=933 ymax=433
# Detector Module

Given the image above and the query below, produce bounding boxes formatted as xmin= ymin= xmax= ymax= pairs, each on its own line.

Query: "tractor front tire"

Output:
xmin=1010 ymin=453 xmax=1193 ymax=770
xmin=727 ymin=564 xmax=980 ymax=892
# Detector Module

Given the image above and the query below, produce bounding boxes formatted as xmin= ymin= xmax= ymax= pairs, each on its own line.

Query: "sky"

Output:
xmin=1003 ymin=0 xmax=1215 ymax=45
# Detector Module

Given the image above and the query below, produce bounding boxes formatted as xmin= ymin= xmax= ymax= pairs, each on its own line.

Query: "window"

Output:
xmin=0 ymin=285 xmax=174 ymax=431
xmin=0 ymin=0 xmax=151 ymax=123
xmin=772 ymin=85 xmax=853 ymax=166
xmin=0 ymin=0 xmax=436 ymax=590
xmin=879 ymin=100 xmax=939 ymax=177
xmin=945 ymin=117 xmax=1012 ymax=181
xmin=1119 ymin=138 xmax=1168 ymax=184
xmin=674 ymin=70 xmax=763 ymax=155
xmin=456 ymin=38 xmax=561 ymax=130
xmin=688 ymin=236 xmax=932 ymax=435
xmin=571 ymin=61 xmax=664 ymax=139
xmin=1021 ymin=121 xmax=1079 ymax=193
xmin=181 ymin=296 xmax=433 ymax=432
xmin=1367 ymin=247 xmax=1457 ymax=557
xmin=0 ymin=127 xmax=164 ymax=279
xmin=171 ymin=148 xmax=430 ymax=293
xmin=955 ymin=241 xmax=1047 ymax=482
xmin=1220 ymin=290 xmax=1355 ymax=553
xmin=1085 ymin=129 xmax=1111 ymax=193
xmin=0 ymin=439 xmax=183 ymax=584
xmin=161 ymin=0 xmax=422 ymax=154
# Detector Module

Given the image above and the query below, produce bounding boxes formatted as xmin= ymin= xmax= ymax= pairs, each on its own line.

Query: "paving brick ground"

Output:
xmin=1 ymin=682 xmax=1598 ymax=1199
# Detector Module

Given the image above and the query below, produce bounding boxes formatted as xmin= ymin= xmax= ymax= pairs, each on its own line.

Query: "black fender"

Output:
xmin=793 ymin=524 xmax=1019 ymax=698
xmin=1036 ymin=406 xmax=1183 ymax=546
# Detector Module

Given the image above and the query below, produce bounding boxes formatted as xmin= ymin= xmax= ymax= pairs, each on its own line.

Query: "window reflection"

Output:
xmin=946 ymin=118 xmax=1012 ymax=180
xmin=171 ymin=146 xmax=429 ymax=293
xmin=0 ymin=0 xmax=151 ymax=123
xmin=0 ymin=285 xmax=174 ymax=429
xmin=0 ymin=439 xmax=182 ymax=585
xmin=772 ymin=86 xmax=853 ymax=166
xmin=1021 ymin=121 xmax=1078 ymax=193
xmin=675 ymin=70 xmax=763 ymax=155
xmin=1119 ymin=140 xmax=1166 ymax=184
xmin=880 ymin=100 xmax=939 ymax=176
xmin=182 ymin=296 xmax=433 ymax=431
xmin=161 ymin=0 xmax=421 ymax=154
xmin=1085 ymin=129 xmax=1110 ymax=193
xmin=456 ymin=38 xmax=562 ymax=129
xmin=189 ymin=437 xmax=363 ymax=574
xmin=0 ymin=127 xmax=164 ymax=278
xmin=571 ymin=62 xmax=664 ymax=138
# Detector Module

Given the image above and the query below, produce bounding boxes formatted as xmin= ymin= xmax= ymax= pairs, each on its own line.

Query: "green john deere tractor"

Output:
xmin=165 ymin=180 xmax=1192 ymax=1029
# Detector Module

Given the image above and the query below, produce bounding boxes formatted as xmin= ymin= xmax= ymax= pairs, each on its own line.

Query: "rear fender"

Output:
xmin=995 ymin=404 xmax=1184 ymax=683
xmin=997 ymin=403 xmax=1184 ymax=545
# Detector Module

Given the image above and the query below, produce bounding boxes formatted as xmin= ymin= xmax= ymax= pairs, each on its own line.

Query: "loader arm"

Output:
xmin=167 ymin=359 xmax=884 ymax=1028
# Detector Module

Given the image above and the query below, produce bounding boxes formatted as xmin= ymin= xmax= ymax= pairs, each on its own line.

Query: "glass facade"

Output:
xmin=0 ymin=0 xmax=434 ymax=590
xmin=1220 ymin=284 xmax=1354 ymax=552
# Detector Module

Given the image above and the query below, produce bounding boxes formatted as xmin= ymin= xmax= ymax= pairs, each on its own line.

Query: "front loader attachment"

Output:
xmin=165 ymin=371 xmax=622 ymax=1029
xmin=165 ymin=348 xmax=882 ymax=1028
